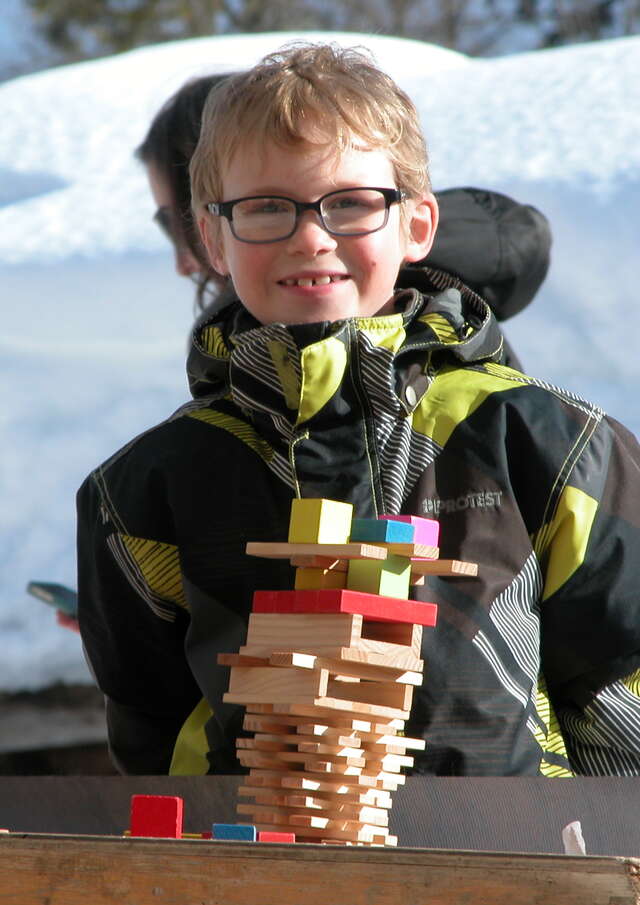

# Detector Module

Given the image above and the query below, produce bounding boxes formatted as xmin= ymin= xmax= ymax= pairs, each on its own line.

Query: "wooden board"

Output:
xmin=1 ymin=833 xmax=638 ymax=905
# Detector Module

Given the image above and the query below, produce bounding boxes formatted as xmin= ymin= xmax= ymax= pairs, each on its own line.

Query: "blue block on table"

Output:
xmin=350 ymin=518 xmax=415 ymax=543
xmin=212 ymin=823 xmax=257 ymax=841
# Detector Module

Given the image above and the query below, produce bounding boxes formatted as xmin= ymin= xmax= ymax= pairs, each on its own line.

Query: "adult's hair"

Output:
xmin=191 ymin=43 xmax=430 ymax=225
xmin=136 ymin=74 xmax=231 ymax=310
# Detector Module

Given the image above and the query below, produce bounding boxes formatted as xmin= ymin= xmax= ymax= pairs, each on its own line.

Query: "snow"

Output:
xmin=0 ymin=31 xmax=638 ymax=692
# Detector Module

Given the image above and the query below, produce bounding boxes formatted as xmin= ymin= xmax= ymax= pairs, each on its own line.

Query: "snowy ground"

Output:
xmin=1 ymin=31 xmax=639 ymax=694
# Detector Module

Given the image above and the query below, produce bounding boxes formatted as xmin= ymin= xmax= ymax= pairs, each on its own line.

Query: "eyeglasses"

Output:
xmin=206 ymin=187 xmax=406 ymax=244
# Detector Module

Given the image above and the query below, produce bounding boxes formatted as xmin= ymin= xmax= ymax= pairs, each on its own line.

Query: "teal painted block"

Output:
xmin=350 ymin=518 xmax=415 ymax=543
xmin=212 ymin=823 xmax=257 ymax=841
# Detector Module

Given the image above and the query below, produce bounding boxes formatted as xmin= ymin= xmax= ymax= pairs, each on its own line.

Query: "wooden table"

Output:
xmin=1 ymin=776 xmax=639 ymax=904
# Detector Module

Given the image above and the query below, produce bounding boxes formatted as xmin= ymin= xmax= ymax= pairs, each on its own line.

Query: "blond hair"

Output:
xmin=190 ymin=42 xmax=430 ymax=217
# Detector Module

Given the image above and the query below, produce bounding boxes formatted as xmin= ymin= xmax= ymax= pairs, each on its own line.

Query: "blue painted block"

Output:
xmin=212 ymin=823 xmax=257 ymax=841
xmin=350 ymin=517 xmax=415 ymax=543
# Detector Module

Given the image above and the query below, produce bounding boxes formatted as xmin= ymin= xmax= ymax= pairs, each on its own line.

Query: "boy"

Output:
xmin=78 ymin=43 xmax=640 ymax=777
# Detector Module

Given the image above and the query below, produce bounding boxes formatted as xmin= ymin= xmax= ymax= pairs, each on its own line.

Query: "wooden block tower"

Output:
xmin=219 ymin=499 xmax=476 ymax=846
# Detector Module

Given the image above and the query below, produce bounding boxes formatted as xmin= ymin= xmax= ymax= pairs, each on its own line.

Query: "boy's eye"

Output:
xmin=327 ymin=194 xmax=367 ymax=211
xmin=240 ymin=198 xmax=291 ymax=216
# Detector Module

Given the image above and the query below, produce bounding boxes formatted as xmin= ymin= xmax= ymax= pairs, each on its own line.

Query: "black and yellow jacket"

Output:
xmin=77 ymin=266 xmax=640 ymax=777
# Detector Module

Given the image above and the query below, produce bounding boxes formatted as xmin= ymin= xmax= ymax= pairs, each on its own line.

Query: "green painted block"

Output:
xmin=346 ymin=554 xmax=411 ymax=599
xmin=288 ymin=498 xmax=353 ymax=544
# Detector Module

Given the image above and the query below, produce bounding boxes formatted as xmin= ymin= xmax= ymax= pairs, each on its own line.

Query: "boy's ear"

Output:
xmin=198 ymin=214 xmax=229 ymax=276
xmin=403 ymin=193 xmax=439 ymax=264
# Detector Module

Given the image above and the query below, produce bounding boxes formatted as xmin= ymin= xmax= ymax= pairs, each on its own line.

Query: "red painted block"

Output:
xmin=258 ymin=831 xmax=296 ymax=843
xmin=130 ymin=794 xmax=184 ymax=838
xmin=252 ymin=589 xmax=437 ymax=626
xmin=379 ymin=515 xmax=440 ymax=548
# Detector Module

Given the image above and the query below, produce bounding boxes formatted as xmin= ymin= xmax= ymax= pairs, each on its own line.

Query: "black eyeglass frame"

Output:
xmin=205 ymin=187 xmax=407 ymax=244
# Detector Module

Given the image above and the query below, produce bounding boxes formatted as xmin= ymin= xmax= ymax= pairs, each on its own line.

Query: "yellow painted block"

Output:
xmin=288 ymin=498 xmax=353 ymax=544
xmin=346 ymin=554 xmax=411 ymax=599
xmin=295 ymin=567 xmax=347 ymax=590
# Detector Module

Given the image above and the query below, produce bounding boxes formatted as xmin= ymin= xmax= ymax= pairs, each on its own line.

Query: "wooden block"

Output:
xmin=288 ymin=498 xmax=353 ymax=544
xmin=212 ymin=823 xmax=256 ymax=841
xmin=269 ymin=651 xmax=423 ymax=685
xmin=379 ymin=514 xmax=440 ymax=547
xmin=258 ymin=831 xmax=295 ymax=843
xmin=252 ymin=589 xmax=437 ymax=626
xmin=225 ymin=666 xmax=328 ymax=703
xmin=242 ymin=613 xmax=362 ymax=656
xmin=350 ymin=518 xmax=414 ymax=544
xmin=326 ymin=677 xmax=414 ymax=713
xmin=247 ymin=818 xmax=394 ymax=845
xmin=410 ymin=558 xmax=479 ymax=577
xmin=282 ymin=790 xmax=392 ymax=810
xmin=380 ymin=542 xmax=439 ymax=559
xmin=289 ymin=556 xmax=348 ymax=571
xmin=245 ymin=767 xmax=380 ymax=790
xmin=346 ymin=555 xmax=411 ymax=599
xmin=294 ymin=567 xmax=347 ymax=590
xmin=129 ymin=795 xmax=183 ymax=839
xmin=217 ymin=653 xmax=269 ymax=667
xmin=246 ymin=541 xmax=387 ymax=561
xmin=269 ymin=697 xmax=411 ymax=721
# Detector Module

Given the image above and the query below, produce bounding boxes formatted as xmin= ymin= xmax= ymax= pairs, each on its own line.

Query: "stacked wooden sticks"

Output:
xmin=219 ymin=499 xmax=477 ymax=846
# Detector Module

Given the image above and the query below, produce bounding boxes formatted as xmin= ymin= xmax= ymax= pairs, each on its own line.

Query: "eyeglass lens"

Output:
xmin=231 ymin=189 xmax=391 ymax=242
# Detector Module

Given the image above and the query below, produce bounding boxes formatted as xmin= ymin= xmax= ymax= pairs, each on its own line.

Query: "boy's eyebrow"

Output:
xmin=219 ymin=182 xmax=394 ymax=201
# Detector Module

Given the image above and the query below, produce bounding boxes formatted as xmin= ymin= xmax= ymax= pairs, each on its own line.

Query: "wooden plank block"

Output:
xmin=243 ymin=712 xmax=377 ymax=735
xmin=238 ymin=738 xmax=365 ymax=766
xmin=242 ymin=613 xmax=362 ymax=657
xmin=4 ymin=833 xmax=638 ymax=903
xmin=288 ymin=498 xmax=353 ymax=544
xmin=290 ymin=556 xmax=349 ymax=571
xmin=252 ymin=589 xmax=437 ymax=626
xmin=326 ymin=677 xmax=414 ymax=712
xmin=218 ymin=653 xmax=270 ymax=667
xmin=269 ymin=697 xmax=410 ymax=721
xmin=129 ymin=795 xmax=183 ymax=839
xmin=238 ymin=785 xmax=392 ymax=810
xmin=288 ymin=809 xmax=388 ymax=830
xmin=243 ymin=729 xmax=362 ymax=748
xmin=225 ymin=667 xmax=328 ymax=703
xmin=269 ymin=651 xmax=423 ymax=685
xmin=410 ymin=559 xmax=479 ymax=577
xmin=379 ymin=514 xmax=440 ymax=547
xmin=246 ymin=542 xmax=387 ymax=561
xmin=379 ymin=542 xmax=439 ymax=559
xmin=244 ymin=768 xmax=380 ymax=790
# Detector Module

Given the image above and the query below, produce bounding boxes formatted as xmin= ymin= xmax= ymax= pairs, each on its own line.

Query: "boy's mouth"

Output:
xmin=279 ymin=274 xmax=348 ymax=288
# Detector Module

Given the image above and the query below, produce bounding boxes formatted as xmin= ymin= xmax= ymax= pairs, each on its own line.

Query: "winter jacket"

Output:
xmin=77 ymin=266 xmax=640 ymax=777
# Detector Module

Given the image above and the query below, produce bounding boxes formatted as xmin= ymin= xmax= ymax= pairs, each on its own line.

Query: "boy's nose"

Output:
xmin=285 ymin=210 xmax=337 ymax=255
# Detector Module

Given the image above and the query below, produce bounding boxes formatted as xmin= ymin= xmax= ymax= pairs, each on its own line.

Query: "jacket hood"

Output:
xmin=186 ymin=265 xmax=504 ymax=402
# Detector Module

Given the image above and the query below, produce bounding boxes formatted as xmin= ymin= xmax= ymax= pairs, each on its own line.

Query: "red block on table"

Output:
xmin=379 ymin=515 xmax=440 ymax=548
xmin=252 ymin=589 xmax=437 ymax=626
xmin=130 ymin=794 xmax=184 ymax=838
xmin=258 ymin=831 xmax=296 ymax=843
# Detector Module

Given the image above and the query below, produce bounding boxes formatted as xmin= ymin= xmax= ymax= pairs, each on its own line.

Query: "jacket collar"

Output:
xmin=186 ymin=266 xmax=504 ymax=422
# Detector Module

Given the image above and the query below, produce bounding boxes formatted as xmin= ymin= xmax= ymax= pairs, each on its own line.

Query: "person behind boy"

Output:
xmin=77 ymin=43 xmax=640 ymax=777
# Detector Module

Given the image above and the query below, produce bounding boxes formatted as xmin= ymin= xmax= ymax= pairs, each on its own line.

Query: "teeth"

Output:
xmin=283 ymin=275 xmax=343 ymax=287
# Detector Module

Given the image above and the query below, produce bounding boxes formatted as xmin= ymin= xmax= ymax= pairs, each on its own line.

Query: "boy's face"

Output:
xmin=199 ymin=138 xmax=437 ymax=325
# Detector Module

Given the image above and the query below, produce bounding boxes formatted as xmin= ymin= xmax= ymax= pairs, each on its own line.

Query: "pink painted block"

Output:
xmin=379 ymin=515 xmax=440 ymax=548
xmin=252 ymin=588 xmax=437 ymax=626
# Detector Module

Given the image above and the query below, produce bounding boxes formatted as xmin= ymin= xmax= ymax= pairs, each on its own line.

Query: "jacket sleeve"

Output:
xmin=76 ymin=471 xmax=201 ymax=774
xmin=539 ymin=413 xmax=640 ymax=775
